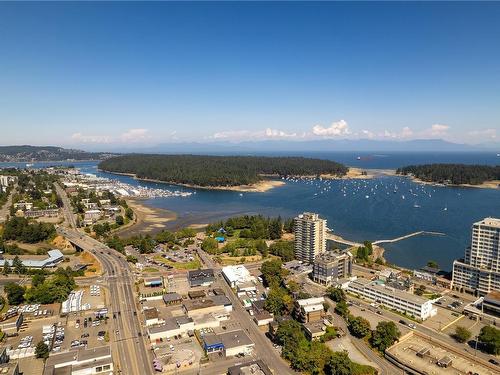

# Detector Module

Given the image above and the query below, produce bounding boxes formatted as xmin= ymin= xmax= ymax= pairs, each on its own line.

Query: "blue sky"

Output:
xmin=0 ymin=2 xmax=499 ymax=148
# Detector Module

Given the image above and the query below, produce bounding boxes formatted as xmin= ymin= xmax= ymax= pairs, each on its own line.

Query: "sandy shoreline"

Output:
xmin=114 ymin=198 xmax=177 ymax=235
xmin=99 ymin=169 xmax=286 ymax=192
xmin=402 ymin=175 xmax=500 ymax=190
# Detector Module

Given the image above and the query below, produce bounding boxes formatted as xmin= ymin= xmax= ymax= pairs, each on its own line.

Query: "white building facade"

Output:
xmin=452 ymin=218 xmax=500 ymax=296
xmin=294 ymin=212 xmax=326 ymax=263
xmin=347 ymin=279 xmax=437 ymax=320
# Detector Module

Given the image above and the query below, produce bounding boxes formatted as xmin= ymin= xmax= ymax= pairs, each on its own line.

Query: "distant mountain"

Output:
xmin=122 ymin=138 xmax=492 ymax=154
xmin=0 ymin=145 xmax=117 ymax=162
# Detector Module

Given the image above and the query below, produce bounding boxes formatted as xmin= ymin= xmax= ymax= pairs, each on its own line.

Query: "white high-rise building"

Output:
xmin=452 ymin=217 xmax=500 ymax=296
xmin=294 ymin=212 xmax=326 ymax=263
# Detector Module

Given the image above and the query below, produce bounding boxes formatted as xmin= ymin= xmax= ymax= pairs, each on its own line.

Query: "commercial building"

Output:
xmin=24 ymin=208 xmax=60 ymax=218
xmin=312 ymin=251 xmax=352 ymax=285
xmin=162 ymin=292 xmax=183 ymax=305
xmin=222 ymin=265 xmax=255 ymax=288
xmin=0 ymin=250 xmax=64 ymax=269
xmin=294 ymin=297 xmax=325 ymax=323
xmin=148 ymin=316 xmax=195 ymax=341
xmin=144 ymin=276 xmax=163 ymax=288
xmin=347 ymin=279 xmax=437 ymax=320
xmin=227 ymin=360 xmax=272 ymax=375
xmin=202 ymin=330 xmax=254 ymax=357
xmin=43 ymin=346 xmax=113 ymax=375
xmin=482 ymin=291 xmax=500 ymax=317
xmin=182 ymin=295 xmax=232 ymax=317
xmin=0 ymin=314 xmax=24 ymax=337
xmin=144 ymin=307 xmax=160 ymax=326
xmin=188 ymin=268 xmax=215 ymax=287
xmin=452 ymin=217 xmax=500 ymax=296
xmin=303 ymin=321 xmax=327 ymax=341
xmin=294 ymin=212 xmax=326 ymax=263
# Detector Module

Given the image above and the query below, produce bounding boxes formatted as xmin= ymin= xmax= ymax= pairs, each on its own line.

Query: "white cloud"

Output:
xmin=312 ymin=120 xmax=350 ymax=137
xmin=468 ymin=128 xmax=497 ymax=139
xmin=120 ymin=128 xmax=150 ymax=142
xmin=264 ymin=128 xmax=297 ymax=138
xmin=70 ymin=133 xmax=112 ymax=144
xmin=428 ymin=124 xmax=450 ymax=136
xmin=360 ymin=129 xmax=375 ymax=139
xmin=378 ymin=127 xmax=414 ymax=139
xmin=401 ymin=126 xmax=413 ymax=138
xmin=70 ymin=128 xmax=151 ymax=144
xmin=210 ymin=128 xmax=297 ymax=141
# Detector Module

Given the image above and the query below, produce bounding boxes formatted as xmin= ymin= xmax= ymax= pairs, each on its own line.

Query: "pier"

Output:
xmin=372 ymin=231 xmax=445 ymax=245
xmin=326 ymin=230 xmax=445 ymax=248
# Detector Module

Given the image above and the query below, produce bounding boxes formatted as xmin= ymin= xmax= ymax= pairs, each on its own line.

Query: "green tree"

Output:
xmin=427 ymin=260 xmax=439 ymax=269
xmin=106 ymin=236 xmax=124 ymax=253
xmin=115 ymin=215 xmax=124 ymax=226
xmin=453 ymin=326 xmax=471 ymax=343
xmin=334 ymin=300 xmax=349 ymax=319
xmin=201 ymin=237 xmax=219 ymax=254
xmin=415 ymin=285 xmax=426 ymax=296
xmin=260 ymin=259 xmax=287 ymax=286
xmin=256 ymin=240 xmax=268 ymax=257
xmin=478 ymin=325 xmax=500 ymax=355
xmin=268 ymin=241 xmax=294 ymax=261
xmin=4 ymin=282 xmax=25 ymax=305
xmin=2 ymin=262 xmax=11 ymax=275
xmin=371 ymin=321 xmax=401 ymax=352
xmin=326 ymin=287 xmax=345 ymax=302
xmin=125 ymin=207 xmax=134 ymax=220
xmin=126 ymin=255 xmax=138 ymax=264
xmin=35 ymin=341 xmax=50 ymax=359
xmin=155 ymin=230 xmax=175 ymax=244
xmin=12 ymin=256 xmax=26 ymax=275
xmin=264 ymin=287 xmax=293 ymax=316
xmin=348 ymin=315 xmax=371 ymax=338
xmin=325 ymin=351 xmax=352 ymax=375
xmin=32 ymin=273 xmax=46 ymax=288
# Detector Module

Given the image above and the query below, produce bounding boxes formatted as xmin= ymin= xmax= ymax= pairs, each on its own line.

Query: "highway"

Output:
xmin=54 ymin=182 xmax=77 ymax=229
xmin=58 ymin=227 xmax=153 ymax=375
xmin=196 ymin=248 xmax=295 ymax=375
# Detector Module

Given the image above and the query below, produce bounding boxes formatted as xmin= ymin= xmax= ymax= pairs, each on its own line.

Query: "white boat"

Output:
xmin=413 ymin=203 xmax=420 ymax=208
xmin=239 ymin=193 xmax=243 ymax=197
xmin=443 ymin=207 xmax=448 ymax=211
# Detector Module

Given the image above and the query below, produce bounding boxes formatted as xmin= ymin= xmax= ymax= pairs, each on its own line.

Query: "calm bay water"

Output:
xmin=2 ymin=151 xmax=499 ymax=271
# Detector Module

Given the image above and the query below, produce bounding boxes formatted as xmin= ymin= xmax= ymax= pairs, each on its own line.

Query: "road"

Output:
xmin=54 ymin=182 xmax=77 ymax=228
xmin=324 ymin=297 xmax=403 ymax=375
xmin=196 ymin=248 xmax=295 ymax=375
xmin=0 ymin=185 xmax=16 ymax=223
xmin=58 ymin=227 xmax=153 ymax=375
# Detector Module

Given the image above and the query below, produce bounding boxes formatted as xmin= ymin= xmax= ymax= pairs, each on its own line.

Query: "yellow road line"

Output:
xmin=440 ymin=314 xmax=464 ymax=332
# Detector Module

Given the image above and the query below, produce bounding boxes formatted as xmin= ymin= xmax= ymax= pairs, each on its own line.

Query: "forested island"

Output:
xmin=397 ymin=164 xmax=500 ymax=186
xmin=99 ymin=154 xmax=348 ymax=190
xmin=0 ymin=145 xmax=116 ymax=162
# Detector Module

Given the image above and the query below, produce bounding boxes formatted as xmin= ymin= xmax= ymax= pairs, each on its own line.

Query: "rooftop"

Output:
xmin=296 ymin=297 xmax=325 ymax=307
xmin=204 ymin=329 xmax=254 ymax=349
xmin=144 ymin=308 xmax=159 ymax=321
xmin=349 ymin=278 xmax=430 ymax=305
xmin=475 ymin=217 xmax=500 ymax=228
xmin=183 ymin=295 xmax=231 ymax=312
xmin=227 ymin=360 xmax=273 ymax=375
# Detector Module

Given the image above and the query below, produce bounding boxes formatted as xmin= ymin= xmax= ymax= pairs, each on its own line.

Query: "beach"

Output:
xmin=113 ymin=198 xmax=177 ymax=235
xmin=405 ymin=175 xmax=500 ymax=190
xmin=100 ymin=169 xmax=285 ymax=192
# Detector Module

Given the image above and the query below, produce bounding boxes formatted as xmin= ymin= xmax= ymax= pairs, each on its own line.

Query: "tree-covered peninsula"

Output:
xmin=397 ymin=164 xmax=500 ymax=185
xmin=99 ymin=154 xmax=348 ymax=187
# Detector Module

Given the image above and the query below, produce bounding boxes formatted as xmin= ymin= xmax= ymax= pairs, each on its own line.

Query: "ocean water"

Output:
xmin=2 ymin=151 xmax=499 ymax=271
